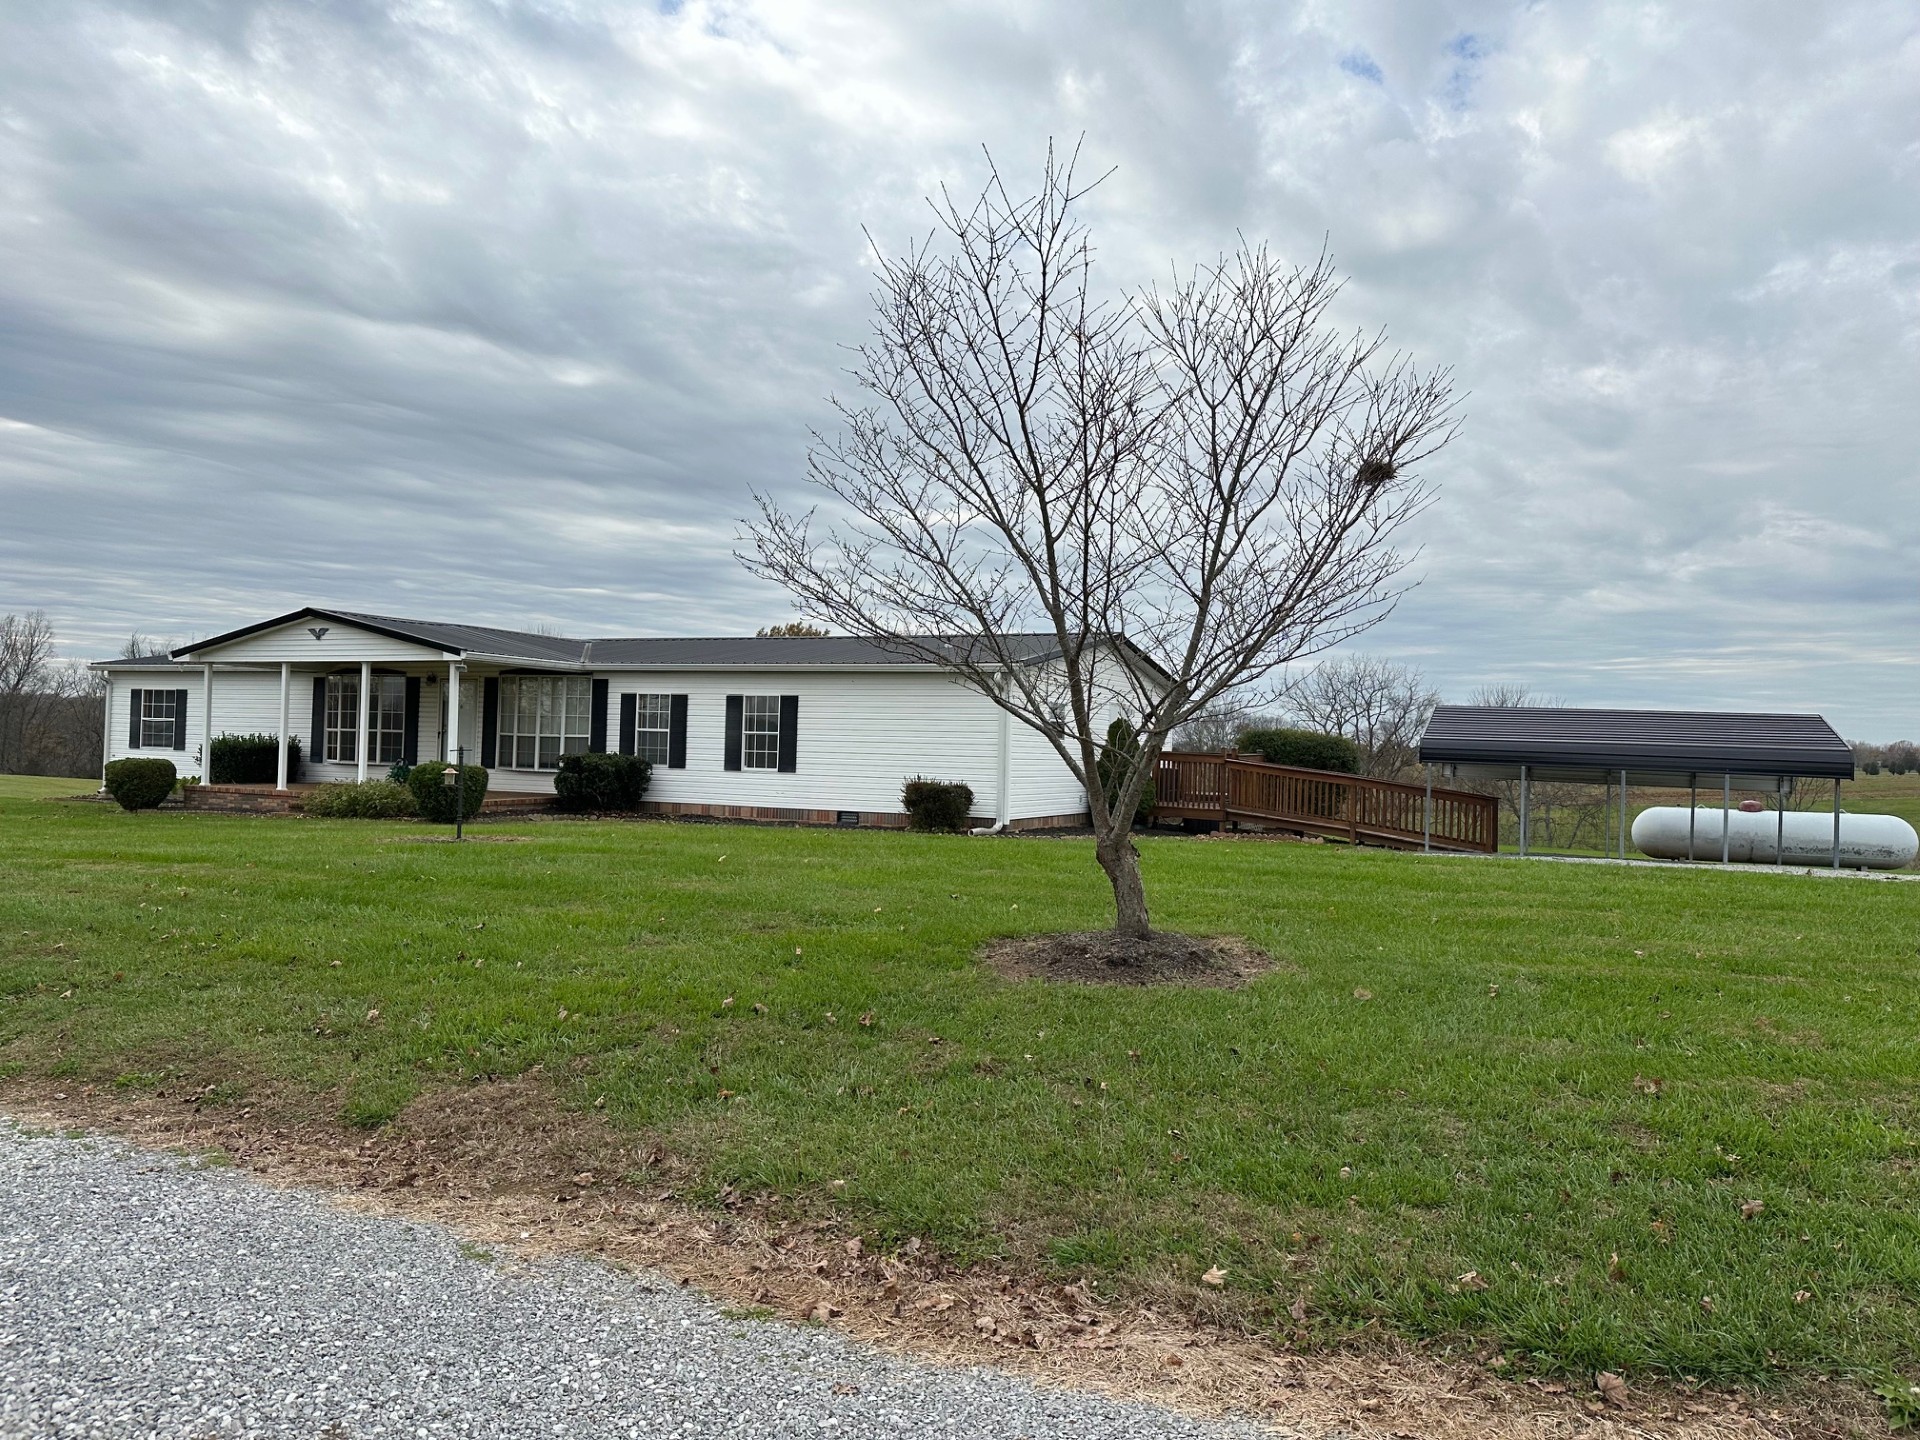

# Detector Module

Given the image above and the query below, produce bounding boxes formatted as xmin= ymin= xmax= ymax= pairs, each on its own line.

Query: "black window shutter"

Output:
xmin=723 ymin=695 xmax=743 ymax=771
xmin=589 ymin=678 xmax=609 ymax=753
xmin=777 ymin=695 xmax=798 ymax=773
xmin=480 ymin=677 xmax=499 ymax=768
xmin=618 ymin=693 xmax=636 ymax=756
xmin=311 ymin=678 xmax=327 ymax=762
xmin=172 ymin=689 xmax=189 ymax=750
xmin=129 ymin=688 xmax=144 ymax=748
xmin=668 ymin=694 xmax=688 ymax=769
xmin=403 ymin=677 xmax=422 ymax=766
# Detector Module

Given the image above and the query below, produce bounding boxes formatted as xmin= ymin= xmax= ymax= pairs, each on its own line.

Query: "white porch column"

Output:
xmin=356 ymin=659 xmax=371 ymax=783
xmin=445 ymin=661 xmax=461 ymax=763
xmin=99 ymin=676 xmax=112 ymax=793
xmin=276 ymin=662 xmax=291 ymax=791
xmin=202 ymin=664 xmax=215 ymax=785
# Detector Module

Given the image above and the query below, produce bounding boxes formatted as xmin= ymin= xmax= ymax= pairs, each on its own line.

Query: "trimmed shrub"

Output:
xmin=1234 ymin=726 xmax=1361 ymax=774
xmin=386 ymin=760 xmax=412 ymax=785
xmin=303 ymin=780 xmax=418 ymax=819
xmin=1095 ymin=716 xmax=1156 ymax=826
xmin=902 ymin=777 xmax=975 ymax=833
xmin=405 ymin=761 xmax=490 ymax=823
xmin=553 ymin=752 xmax=652 ymax=812
xmin=208 ymin=732 xmax=301 ymax=785
xmin=104 ymin=757 xmax=176 ymax=811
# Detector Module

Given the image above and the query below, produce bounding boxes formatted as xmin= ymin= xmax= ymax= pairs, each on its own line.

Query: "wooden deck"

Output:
xmin=1153 ymin=752 xmax=1499 ymax=853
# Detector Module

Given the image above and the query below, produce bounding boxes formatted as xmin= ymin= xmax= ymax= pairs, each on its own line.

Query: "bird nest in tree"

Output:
xmin=982 ymin=930 xmax=1276 ymax=988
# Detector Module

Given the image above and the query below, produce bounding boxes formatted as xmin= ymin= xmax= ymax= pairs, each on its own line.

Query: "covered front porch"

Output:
xmin=165 ymin=609 xmax=598 ymax=795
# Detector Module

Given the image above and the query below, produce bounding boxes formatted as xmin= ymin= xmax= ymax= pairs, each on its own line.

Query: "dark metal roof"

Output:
xmin=150 ymin=607 xmax=1095 ymax=671
xmin=1418 ymin=705 xmax=1855 ymax=780
xmin=582 ymin=633 xmax=1069 ymax=668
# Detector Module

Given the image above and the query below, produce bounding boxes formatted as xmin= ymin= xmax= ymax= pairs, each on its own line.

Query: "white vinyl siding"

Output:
xmin=500 ymin=675 xmax=591 ymax=769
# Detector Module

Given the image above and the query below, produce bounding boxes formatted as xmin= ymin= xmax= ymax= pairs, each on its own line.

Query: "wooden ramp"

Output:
xmin=1154 ymin=752 xmax=1498 ymax=854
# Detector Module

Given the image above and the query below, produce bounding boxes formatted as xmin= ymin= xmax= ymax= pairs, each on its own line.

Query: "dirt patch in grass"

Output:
xmin=983 ymin=930 xmax=1277 ymax=988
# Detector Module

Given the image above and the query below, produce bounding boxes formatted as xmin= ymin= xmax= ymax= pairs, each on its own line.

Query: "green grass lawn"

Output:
xmin=2 ymin=793 xmax=1917 ymax=1390
xmin=0 ymin=773 xmax=99 ymax=800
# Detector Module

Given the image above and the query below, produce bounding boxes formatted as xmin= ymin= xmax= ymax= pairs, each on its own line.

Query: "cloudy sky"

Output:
xmin=2 ymin=1 xmax=1916 ymax=734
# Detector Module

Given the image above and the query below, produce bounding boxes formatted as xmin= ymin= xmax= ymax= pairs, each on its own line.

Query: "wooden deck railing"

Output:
xmin=1153 ymin=752 xmax=1498 ymax=853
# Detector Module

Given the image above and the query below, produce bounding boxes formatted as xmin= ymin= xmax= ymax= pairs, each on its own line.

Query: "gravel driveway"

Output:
xmin=0 ymin=1122 xmax=1282 ymax=1440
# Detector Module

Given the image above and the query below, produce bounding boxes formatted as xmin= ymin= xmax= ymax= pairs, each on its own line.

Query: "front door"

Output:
xmin=458 ymin=679 xmax=482 ymax=763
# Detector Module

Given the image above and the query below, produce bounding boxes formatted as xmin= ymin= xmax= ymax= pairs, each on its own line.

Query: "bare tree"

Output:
xmin=0 ymin=612 xmax=104 ymax=777
xmin=757 ymin=622 xmax=831 ymax=637
xmin=1282 ymin=654 xmax=1439 ymax=777
xmin=744 ymin=147 xmax=1457 ymax=938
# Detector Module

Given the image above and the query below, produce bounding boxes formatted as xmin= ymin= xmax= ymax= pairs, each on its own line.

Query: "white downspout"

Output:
xmin=971 ymin=695 xmax=1013 ymax=836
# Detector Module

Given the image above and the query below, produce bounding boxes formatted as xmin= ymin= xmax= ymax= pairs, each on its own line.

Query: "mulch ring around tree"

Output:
xmin=982 ymin=930 xmax=1278 ymax=988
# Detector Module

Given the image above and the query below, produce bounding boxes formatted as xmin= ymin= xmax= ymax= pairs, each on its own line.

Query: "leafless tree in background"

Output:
xmin=1282 ymin=654 xmax=1440 ymax=777
xmin=744 ymin=146 xmax=1458 ymax=937
xmin=0 ymin=611 xmax=103 ymax=778
xmin=1457 ymin=682 xmax=1612 ymax=850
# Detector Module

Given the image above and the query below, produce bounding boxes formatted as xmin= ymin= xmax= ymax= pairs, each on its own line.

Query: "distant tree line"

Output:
xmin=0 ymin=612 xmax=165 ymax=780
xmin=1853 ymin=741 xmax=1919 ymax=775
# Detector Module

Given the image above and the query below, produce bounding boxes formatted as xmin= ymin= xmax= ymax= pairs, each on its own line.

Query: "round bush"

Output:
xmin=553 ymin=752 xmax=651 ymax=812
xmin=1234 ymin=726 xmax=1360 ymax=774
xmin=104 ymin=757 xmax=176 ymax=811
xmin=302 ymin=780 xmax=418 ymax=819
xmin=406 ymin=761 xmax=489 ymax=823
xmin=902 ymin=776 xmax=975 ymax=832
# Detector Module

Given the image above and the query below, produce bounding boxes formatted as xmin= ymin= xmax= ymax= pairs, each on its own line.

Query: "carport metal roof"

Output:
xmin=1417 ymin=705 xmax=1855 ymax=787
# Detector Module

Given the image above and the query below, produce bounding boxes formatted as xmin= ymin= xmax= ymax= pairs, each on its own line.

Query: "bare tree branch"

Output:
xmin=741 ymin=145 xmax=1460 ymax=937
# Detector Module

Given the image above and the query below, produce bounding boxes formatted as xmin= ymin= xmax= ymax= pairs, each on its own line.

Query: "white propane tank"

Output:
xmin=1630 ymin=806 xmax=1918 ymax=870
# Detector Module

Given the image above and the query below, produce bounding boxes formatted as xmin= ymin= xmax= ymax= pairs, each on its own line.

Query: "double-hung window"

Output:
xmin=741 ymin=695 xmax=781 ymax=770
xmin=323 ymin=675 xmax=407 ymax=764
xmin=634 ymin=693 xmax=673 ymax=765
xmin=500 ymin=675 xmax=591 ymax=768
xmin=139 ymin=690 xmax=178 ymax=748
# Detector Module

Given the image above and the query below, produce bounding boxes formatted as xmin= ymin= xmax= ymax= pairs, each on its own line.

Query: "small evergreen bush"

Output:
xmin=1096 ymin=716 xmax=1156 ymax=826
xmin=405 ymin=761 xmax=489 ymax=823
xmin=553 ymin=752 xmax=651 ymax=812
xmin=208 ymin=732 xmax=302 ymax=785
xmin=386 ymin=760 xmax=412 ymax=784
xmin=104 ymin=757 xmax=176 ymax=811
xmin=902 ymin=777 xmax=975 ymax=832
xmin=303 ymin=780 xmax=418 ymax=819
xmin=1234 ymin=726 xmax=1361 ymax=774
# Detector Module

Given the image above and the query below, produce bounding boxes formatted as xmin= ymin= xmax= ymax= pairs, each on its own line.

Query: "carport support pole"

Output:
xmin=1688 ymin=775 xmax=1697 ymax=862
xmin=275 ymin=662 xmax=290 ymax=792
xmin=1722 ymin=775 xmax=1731 ymax=864
xmin=1776 ymin=781 xmax=1785 ymax=866
xmin=1423 ymin=764 xmax=1432 ymax=852
xmin=1619 ymin=768 xmax=1629 ymax=860
xmin=1832 ymin=779 xmax=1841 ymax=870
xmin=1518 ymin=765 xmax=1530 ymax=856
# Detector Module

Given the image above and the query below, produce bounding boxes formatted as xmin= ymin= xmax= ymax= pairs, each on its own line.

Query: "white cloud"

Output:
xmin=0 ymin=0 xmax=1916 ymax=735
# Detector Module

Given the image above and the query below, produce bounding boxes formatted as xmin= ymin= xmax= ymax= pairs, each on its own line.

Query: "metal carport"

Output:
xmin=1415 ymin=706 xmax=1856 ymax=866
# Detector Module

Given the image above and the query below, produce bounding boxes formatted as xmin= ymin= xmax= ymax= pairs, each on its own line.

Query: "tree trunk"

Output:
xmin=1095 ymin=828 xmax=1152 ymax=939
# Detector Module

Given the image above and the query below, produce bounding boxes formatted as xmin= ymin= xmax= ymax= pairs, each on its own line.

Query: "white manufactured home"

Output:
xmin=93 ymin=607 xmax=1136 ymax=828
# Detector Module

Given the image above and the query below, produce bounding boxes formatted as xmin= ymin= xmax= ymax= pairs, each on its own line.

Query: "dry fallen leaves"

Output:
xmin=1201 ymin=1267 xmax=1227 ymax=1287
xmin=1352 ymin=988 xmax=1374 ymax=1001
xmin=1739 ymin=1199 xmax=1765 ymax=1220
xmin=1456 ymin=1271 xmax=1489 ymax=1292
xmin=1595 ymin=1371 xmax=1629 ymax=1408
xmin=1607 ymin=1252 xmax=1627 ymax=1284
